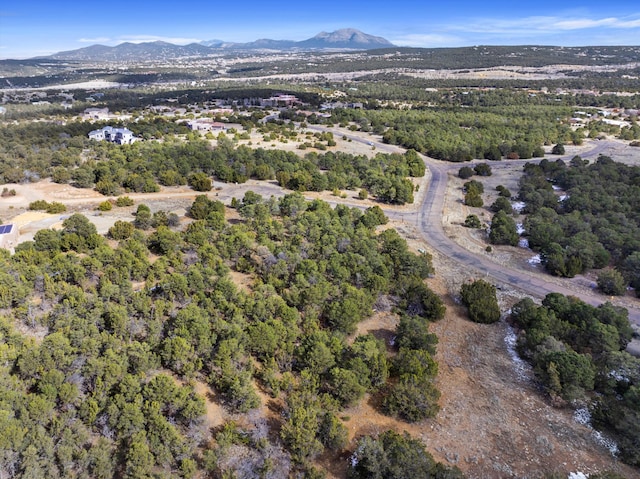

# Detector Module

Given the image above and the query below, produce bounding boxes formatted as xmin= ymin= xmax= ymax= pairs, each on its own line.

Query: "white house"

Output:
xmin=88 ymin=126 xmax=136 ymax=144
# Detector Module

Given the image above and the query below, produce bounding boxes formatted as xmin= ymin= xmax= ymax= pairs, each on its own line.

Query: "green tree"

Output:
xmin=489 ymin=210 xmax=519 ymax=246
xmin=124 ymin=431 xmax=154 ymax=479
xmin=464 ymin=214 xmax=482 ymax=228
xmin=458 ymin=166 xmax=474 ymax=179
xmin=490 ymin=196 xmax=513 ymax=215
xmin=474 ymin=162 xmax=492 ymax=176
xmin=326 ymin=367 xmax=366 ymax=407
xmin=460 ymin=279 xmax=501 ymax=324
xmin=597 ymin=269 xmax=627 ymax=296
xmin=496 ymin=185 xmax=512 ymax=197
xmin=348 ymin=431 xmax=462 ymax=479
xmin=134 ymin=204 xmax=153 ymax=230
xmin=188 ymin=172 xmax=212 ymax=192
xmin=464 ymin=191 xmax=483 ymax=207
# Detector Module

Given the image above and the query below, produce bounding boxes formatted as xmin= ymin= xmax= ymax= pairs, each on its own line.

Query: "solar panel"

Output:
xmin=0 ymin=224 xmax=13 ymax=234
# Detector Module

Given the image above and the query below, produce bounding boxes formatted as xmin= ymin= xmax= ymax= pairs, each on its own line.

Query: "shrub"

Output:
xmin=188 ymin=172 xmax=212 ymax=192
xmin=116 ymin=196 xmax=134 ymax=207
xmin=29 ymin=200 xmax=66 ymax=214
xmin=28 ymin=200 xmax=49 ymax=211
xmin=458 ymin=166 xmax=474 ymax=179
xmin=97 ymin=201 xmax=113 ymax=211
xmin=597 ymin=269 xmax=627 ymax=296
xmin=460 ymin=279 xmax=500 ymax=324
xmin=464 ymin=214 xmax=482 ymax=228
xmin=46 ymin=202 xmax=66 ymax=214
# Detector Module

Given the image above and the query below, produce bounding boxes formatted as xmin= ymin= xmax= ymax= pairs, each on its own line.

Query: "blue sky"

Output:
xmin=1 ymin=0 xmax=639 ymax=59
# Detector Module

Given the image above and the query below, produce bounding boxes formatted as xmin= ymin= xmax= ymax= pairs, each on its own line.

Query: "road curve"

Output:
xmin=306 ymin=123 xmax=640 ymax=327
xmin=413 ymin=145 xmax=640 ymax=328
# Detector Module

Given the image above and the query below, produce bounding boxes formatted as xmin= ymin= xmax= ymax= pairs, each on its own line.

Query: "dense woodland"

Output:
xmin=511 ymin=294 xmax=639 ymax=465
xmin=519 ymin=156 xmax=640 ymax=293
xmin=0 ymin=192 xmax=461 ymax=478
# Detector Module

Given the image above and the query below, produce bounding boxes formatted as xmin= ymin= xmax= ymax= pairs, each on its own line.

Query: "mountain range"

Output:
xmin=42 ymin=29 xmax=394 ymax=61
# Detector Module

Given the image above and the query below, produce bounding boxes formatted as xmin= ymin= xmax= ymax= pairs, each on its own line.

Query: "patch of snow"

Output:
xmin=516 ymin=223 xmax=525 ymax=235
xmin=574 ymin=407 xmax=591 ymax=425
xmin=559 ymin=194 xmax=569 ymax=202
xmin=518 ymin=238 xmax=530 ymax=249
xmin=504 ymin=326 xmax=531 ymax=381
xmin=609 ymin=369 xmax=629 ymax=382
xmin=552 ymin=185 xmax=562 ymax=191
xmin=573 ymin=408 xmax=619 ymax=456
xmin=568 ymin=473 xmax=588 ymax=479
xmin=511 ymin=201 xmax=526 ymax=213
xmin=593 ymin=430 xmax=620 ymax=456
xmin=528 ymin=254 xmax=542 ymax=265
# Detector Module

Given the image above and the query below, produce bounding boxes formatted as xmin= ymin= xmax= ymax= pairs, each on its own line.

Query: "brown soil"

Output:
xmin=313 ymin=261 xmax=638 ymax=478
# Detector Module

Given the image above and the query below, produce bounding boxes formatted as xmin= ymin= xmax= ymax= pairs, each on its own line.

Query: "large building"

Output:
xmin=88 ymin=126 xmax=136 ymax=144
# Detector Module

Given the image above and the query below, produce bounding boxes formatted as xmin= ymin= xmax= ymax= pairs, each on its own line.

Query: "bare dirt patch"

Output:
xmin=311 ymin=263 xmax=637 ymax=478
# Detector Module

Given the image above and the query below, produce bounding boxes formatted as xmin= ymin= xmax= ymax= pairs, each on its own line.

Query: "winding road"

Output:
xmin=414 ymin=144 xmax=640 ymax=329
xmin=308 ymin=124 xmax=640 ymax=331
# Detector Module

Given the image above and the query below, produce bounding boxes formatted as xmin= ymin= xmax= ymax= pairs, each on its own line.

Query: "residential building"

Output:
xmin=88 ymin=126 xmax=136 ymax=144
xmin=186 ymin=119 xmax=228 ymax=132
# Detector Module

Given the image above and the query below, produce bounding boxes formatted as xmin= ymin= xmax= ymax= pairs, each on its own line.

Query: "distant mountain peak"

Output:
xmin=43 ymin=29 xmax=395 ymax=61
xmin=299 ymin=28 xmax=393 ymax=49
xmin=312 ymin=28 xmax=389 ymax=43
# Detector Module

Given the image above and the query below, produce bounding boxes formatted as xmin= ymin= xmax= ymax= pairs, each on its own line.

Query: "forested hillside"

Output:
xmin=0 ymin=194 xmax=460 ymax=478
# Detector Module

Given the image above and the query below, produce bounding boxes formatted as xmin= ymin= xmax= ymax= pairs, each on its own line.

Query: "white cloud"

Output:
xmin=449 ymin=14 xmax=640 ymax=36
xmin=79 ymin=37 xmax=111 ymax=43
xmin=617 ymin=18 xmax=640 ymax=28
xmin=392 ymin=33 xmax=463 ymax=48
xmin=550 ymin=17 xmax=617 ymax=30
xmin=116 ymin=35 xmax=202 ymax=45
xmin=76 ymin=35 xmax=203 ymax=46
